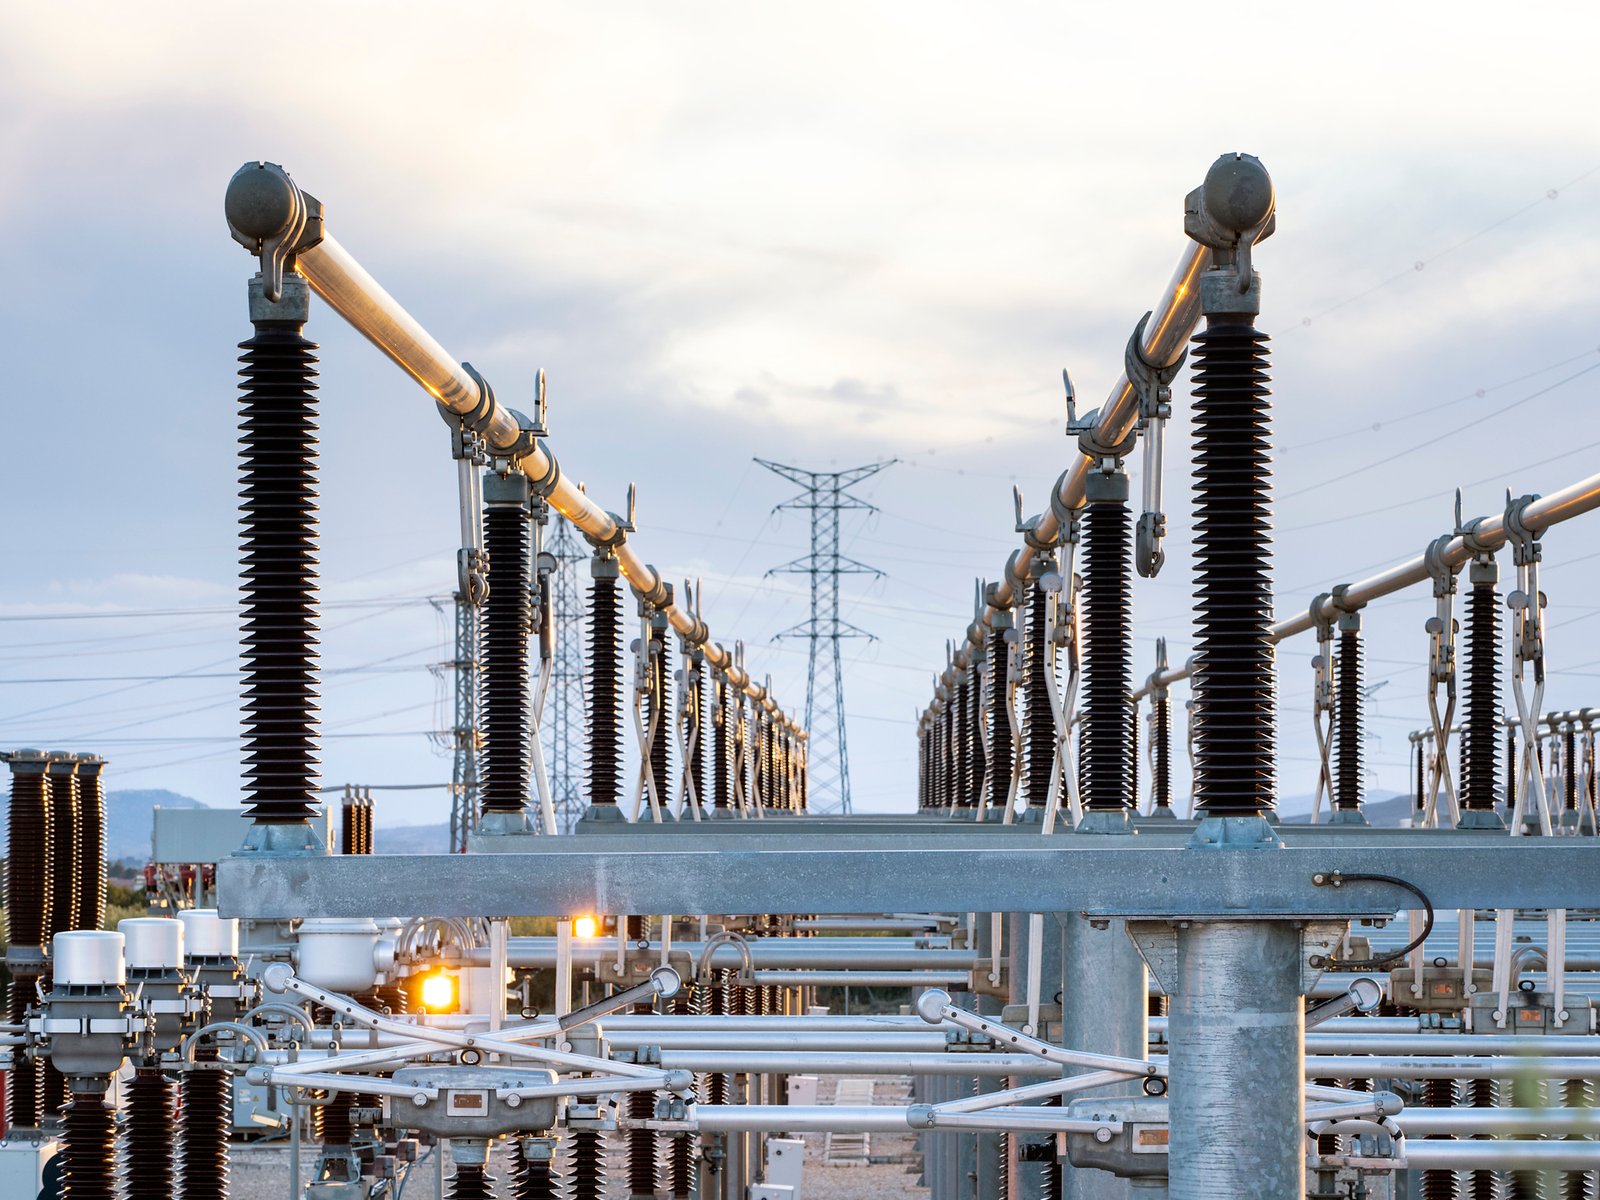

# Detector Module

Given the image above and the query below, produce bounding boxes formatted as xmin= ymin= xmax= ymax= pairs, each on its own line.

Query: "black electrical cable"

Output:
xmin=1320 ymin=874 xmax=1435 ymax=970
xmin=237 ymin=316 xmax=322 ymax=825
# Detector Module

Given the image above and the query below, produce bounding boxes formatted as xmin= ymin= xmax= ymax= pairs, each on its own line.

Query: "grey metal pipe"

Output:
xmin=498 ymin=938 xmax=978 ymax=970
xmin=983 ymin=242 xmax=1211 ymax=618
xmin=1301 ymin=1054 xmax=1600 ymax=1079
xmin=1394 ymin=1106 xmax=1600 ymax=1136
xmin=1134 ymin=467 xmax=1600 ymax=698
xmin=1398 ymin=1141 xmax=1600 ymax=1171
xmin=1167 ymin=921 xmax=1306 ymax=1200
xmin=604 ymin=1031 xmax=949 ymax=1052
xmin=657 ymin=1051 xmax=1041 ymax=1076
xmin=749 ymin=970 xmax=967 ymax=987
xmin=695 ymin=1104 xmax=915 ymax=1133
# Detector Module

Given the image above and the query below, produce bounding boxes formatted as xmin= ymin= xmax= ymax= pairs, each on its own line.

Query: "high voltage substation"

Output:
xmin=5 ymin=152 xmax=1600 ymax=1200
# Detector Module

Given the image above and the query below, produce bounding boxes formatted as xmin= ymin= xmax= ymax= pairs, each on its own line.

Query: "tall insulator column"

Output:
xmin=1023 ymin=579 xmax=1054 ymax=815
xmin=645 ymin=611 xmax=673 ymax=816
xmin=711 ymin=673 xmax=731 ymax=814
xmin=1459 ymin=555 xmax=1506 ymax=829
xmin=585 ymin=554 xmax=623 ymax=817
xmin=686 ymin=648 xmax=706 ymax=816
xmin=964 ymin=665 xmax=984 ymax=810
xmin=1331 ymin=612 xmax=1368 ymax=824
xmin=62 ymin=1089 xmax=119 ymax=1200
xmin=1151 ymin=683 xmax=1174 ymax=816
xmin=941 ymin=694 xmax=957 ymax=808
xmin=1081 ymin=470 xmax=1134 ymax=827
xmin=568 ymin=1128 xmax=608 ymax=1200
xmin=480 ymin=471 xmax=534 ymax=830
xmin=74 ymin=755 xmax=107 ymax=933
xmin=42 ymin=753 xmax=82 ymax=1119
xmin=238 ymin=272 xmax=321 ymax=828
xmin=5 ymin=751 xmax=52 ymax=1129
xmin=986 ymin=609 xmax=1013 ymax=815
xmin=512 ymin=1138 xmax=562 ymax=1199
xmin=180 ymin=1044 xmax=232 ymax=1200
xmin=1188 ymin=300 xmax=1276 ymax=815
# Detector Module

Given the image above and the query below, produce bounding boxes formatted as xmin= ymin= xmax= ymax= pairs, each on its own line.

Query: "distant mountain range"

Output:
xmin=98 ymin=790 xmax=451 ymax=863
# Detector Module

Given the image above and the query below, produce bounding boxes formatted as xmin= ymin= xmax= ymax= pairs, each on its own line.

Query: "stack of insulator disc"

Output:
xmin=1335 ymin=627 xmax=1364 ymax=814
xmin=587 ymin=572 xmax=621 ymax=807
xmin=180 ymin=1046 xmax=232 ymax=1200
xmin=1188 ymin=321 xmax=1276 ymax=814
xmin=1024 ymin=582 xmax=1052 ymax=809
xmin=62 ymin=1091 xmax=118 ymax=1200
xmin=125 ymin=1067 xmax=178 ymax=1200
xmin=237 ymin=324 xmax=322 ymax=825
xmin=1082 ymin=500 xmax=1132 ymax=812
xmin=74 ymin=759 xmax=107 ymax=932
xmin=567 ymin=1128 xmax=608 ymax=1200
xmin=446 ymin=1162 xmax=494 ymax=1199
xmin=482 ymin=499 xmax=532 ymax=816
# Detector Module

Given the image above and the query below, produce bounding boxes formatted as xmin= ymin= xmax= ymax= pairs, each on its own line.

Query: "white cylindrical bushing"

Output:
xmin=296 ymin=917 xmax=382 ymax=993
xmin=119 ymin=917 xmax=184 ymax=970
xmin=178 ymin=909 xmax=239 ymax=959
xmin=53 ymin=931 xmax=126 ymax=987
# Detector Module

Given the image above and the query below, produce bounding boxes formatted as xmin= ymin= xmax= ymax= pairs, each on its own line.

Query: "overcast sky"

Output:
xmin=3 ymin=3 xmax=1599 ymax=829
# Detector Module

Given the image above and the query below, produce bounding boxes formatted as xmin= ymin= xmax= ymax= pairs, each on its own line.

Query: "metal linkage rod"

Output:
xmin=223 ymin=162 xmax=802 ymax=743
xmin=1134 ymin=468 xmax=1600 ymax=699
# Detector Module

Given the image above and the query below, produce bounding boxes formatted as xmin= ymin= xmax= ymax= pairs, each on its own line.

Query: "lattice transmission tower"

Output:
xmin=437 ymin=594 xmax=479 ymax=854
xmin=541 ymin=513 xmax=590 ymax=834
xmin=758 ymin=459 xmax=894 ymax=814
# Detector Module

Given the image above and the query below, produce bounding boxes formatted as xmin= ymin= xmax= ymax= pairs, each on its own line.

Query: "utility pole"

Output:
xmin=758 ymin=459 xmax=894 ymax=814
xmin=542 ymin=514 xmax=590 ymax=834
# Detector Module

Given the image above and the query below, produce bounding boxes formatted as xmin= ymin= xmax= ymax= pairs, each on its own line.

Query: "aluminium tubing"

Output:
xmin=657 ymin=1051 xmax=1043 ymax=1076
xmin=285 ymin=236 xmax=794 ymax=724
xmin=695 ymin=1105 xmax=915 ymax=1133
xmin=496 ymin=939 xmax=978 ymax=970
xmin=1133 ymin=466 xmax=1600 ymax=698
xmin=1394 ymin=1107 xmax=1600 ymax=1136
xmin=980 ymin=242 xmax=1211 ymax=620
xmin=1399 ymin=1141 xmax=1600 ymax=1171
xmin=1300 ymin=1054 xmax=1600 ymax=1079
xmin=603 ymin=1031 xmax=950 ymax=1052
xmin=749 ymin=970 xmax=969 ymax=986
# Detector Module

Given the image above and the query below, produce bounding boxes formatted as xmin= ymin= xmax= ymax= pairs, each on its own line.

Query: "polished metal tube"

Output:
xmin=497 ymin=938 xmax=979 ymax=970
xmin=1134 ymin=466 xmax=1600 ymax=697
xmin=985 ymin=243 xmax=1211 ymax=616
xmin=749 ymin=970 xmax=967 ymax=987
xmin=1302 ymin=1054 xmax=1600 ymax=1079
xmin=695 ymin=1104 xmax=914 ymax=1133
xmin=288 ymin=227 xmax=796 ymax=719
xmin=656 ymin=1051 xmax=1040 ymax=1076
xmin=1395 ymin=1106 xmax=1600 ymax=1136
xmin=602 ymin=1031 xmax=948 ymax=1052
xmin=1399 ymin=1141 xmax=1600 ymax=1170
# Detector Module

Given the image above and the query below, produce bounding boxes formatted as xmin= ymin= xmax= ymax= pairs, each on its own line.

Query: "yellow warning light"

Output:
xmin=420 ymin=971 xmax=457 ymax=1013
xmin=573 ymin=915 xmax=600 ymax=940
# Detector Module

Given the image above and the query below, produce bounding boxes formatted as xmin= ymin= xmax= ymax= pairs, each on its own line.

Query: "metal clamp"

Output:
xmin=1309 ymin=592 xmax=1336 ymax=643
xmin=1065 ymin=369 xmax=1138 ymax=464
xmin=524 ymin=451 xmax=562 ymax=502
xmin=448 ymin=362 xmax=501 ymax=439
xmin=1014 ymin=487 xmax=1059 ymax=553
xmin=1423 ymin=532 xmax=1459 ymax=598
xmin=1504 ymin=491 xmax=1543 ymax=566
